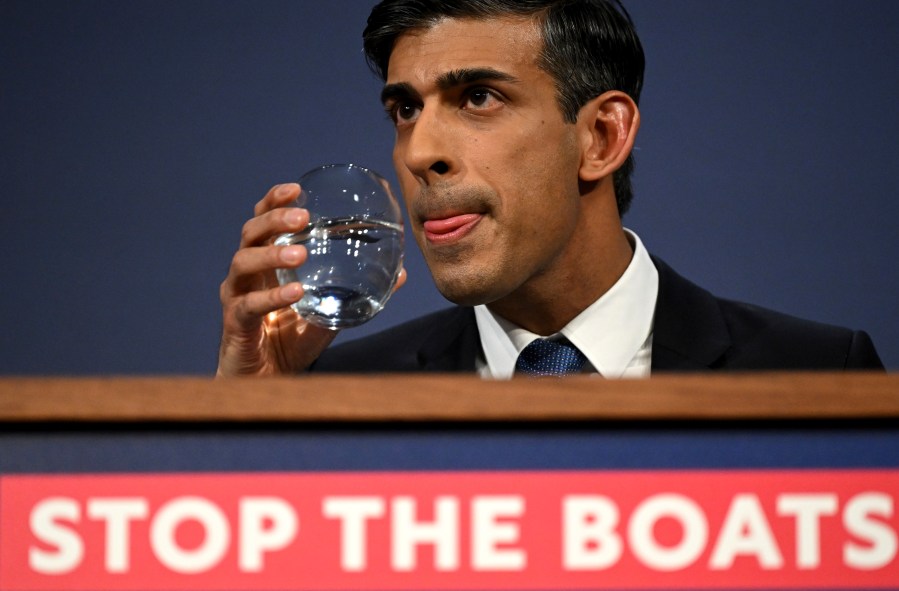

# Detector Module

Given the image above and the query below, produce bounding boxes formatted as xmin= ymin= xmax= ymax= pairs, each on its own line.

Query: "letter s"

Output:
xmin=29 ymin=497 xmax=84 ymax=574
xmin=844 ymin=492 xmax=897 ymax=570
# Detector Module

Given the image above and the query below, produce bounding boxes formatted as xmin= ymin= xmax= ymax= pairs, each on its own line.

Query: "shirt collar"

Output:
xmin=474 ymin=229 xmax=658 ymax=378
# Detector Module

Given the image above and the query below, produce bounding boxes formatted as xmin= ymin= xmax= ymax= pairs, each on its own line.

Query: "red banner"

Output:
xmin=1 ymin=470 xmax=897 ymax=589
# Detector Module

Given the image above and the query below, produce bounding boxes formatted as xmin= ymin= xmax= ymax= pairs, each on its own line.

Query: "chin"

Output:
xmin=431 ymin=270 xmax=507 ymax=308
xmin=438 ymin=290 xmax=490 ymax=307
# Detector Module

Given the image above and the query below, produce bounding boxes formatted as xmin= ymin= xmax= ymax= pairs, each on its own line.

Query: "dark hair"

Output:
xmin=363 ymin=0 xmax=645 ymax=215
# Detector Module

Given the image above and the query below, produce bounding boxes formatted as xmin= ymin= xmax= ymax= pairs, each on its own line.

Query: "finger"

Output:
xmin=393 ymin=266 xmax=407 ymax=292
xmin=240 ymin=206 xmax=309 ymax=248
xmin=229 ymin=282 xmax=305 ymax=332
xmin=254 ymin=183 xmax=300 ymax=217
xmin=224 ymin=243 xmax=308 ymax=297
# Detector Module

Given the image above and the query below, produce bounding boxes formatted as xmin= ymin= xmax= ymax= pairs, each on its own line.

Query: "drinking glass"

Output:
xmin=274 ymin=164 xmax=404 ymax=329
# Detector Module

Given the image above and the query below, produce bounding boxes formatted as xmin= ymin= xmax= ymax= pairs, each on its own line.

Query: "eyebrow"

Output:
xmin=380 ymin=82 xmax=418 ymax=107
xmin=436 ymin=67 xmax=519 ymax=89
xmin=380 ymin=67 xmax=520 ymax=106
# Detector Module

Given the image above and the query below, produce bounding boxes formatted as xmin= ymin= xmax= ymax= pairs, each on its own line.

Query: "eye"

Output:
xmin=387 ymin=100 xmax=420 ymax=125
xmin=463 ymin=87 xmax=502 ymax=112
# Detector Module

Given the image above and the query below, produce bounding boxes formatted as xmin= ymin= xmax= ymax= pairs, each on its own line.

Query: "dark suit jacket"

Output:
xmin=312 ymin=257 xmax=883 ymax=372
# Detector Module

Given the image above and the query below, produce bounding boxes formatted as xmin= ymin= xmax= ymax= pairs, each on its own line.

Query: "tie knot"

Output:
xmin=515 ymin=338 xmax=586 ymax=377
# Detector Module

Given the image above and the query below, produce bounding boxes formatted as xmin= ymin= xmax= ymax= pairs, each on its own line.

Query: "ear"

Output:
xmin=577 ymin=90 xmax=640 ymax=183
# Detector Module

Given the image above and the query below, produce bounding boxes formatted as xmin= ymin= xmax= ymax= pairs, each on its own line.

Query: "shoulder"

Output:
xmin=310 ymin=306 xmax=478 ymax=372
xmin=651 ymin=256 xmax=884 ymax=371
xmin=715 ymin=298 xmax=882 ymax=370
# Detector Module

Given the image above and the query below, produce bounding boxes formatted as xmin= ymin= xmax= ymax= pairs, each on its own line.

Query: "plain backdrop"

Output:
xmin=2 ymin=0 xmax=897 ymax=374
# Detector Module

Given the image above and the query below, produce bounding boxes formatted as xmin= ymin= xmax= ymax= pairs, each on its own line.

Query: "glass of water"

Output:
xmin=274 ymin=164 xmax=404 ymax=329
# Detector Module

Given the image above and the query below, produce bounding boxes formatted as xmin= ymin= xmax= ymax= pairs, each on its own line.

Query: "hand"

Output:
xmin=216 ymin=183 xmax=335 ymax=376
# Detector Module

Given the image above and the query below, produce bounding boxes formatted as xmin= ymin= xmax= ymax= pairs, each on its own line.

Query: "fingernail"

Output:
xmin=278 ymin=183 xmax=299 ymax=198
xmin=285 ymin=208 xmax=305 ymax=227
xmin=281 ymin=245 xmax=303 ymax=264
xmin=281 ymin=283 xmax=301 ymax=301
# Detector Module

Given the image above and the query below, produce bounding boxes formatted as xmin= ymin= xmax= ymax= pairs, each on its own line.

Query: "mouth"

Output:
xmin=422 ymin=213 xmax=483 ymax=245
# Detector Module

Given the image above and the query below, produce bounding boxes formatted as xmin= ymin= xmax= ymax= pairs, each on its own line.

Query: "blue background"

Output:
xmin=2 ymin=0 xmax=897 ymax=374
xmin=3 ymin=424 xmax=898 ymax=473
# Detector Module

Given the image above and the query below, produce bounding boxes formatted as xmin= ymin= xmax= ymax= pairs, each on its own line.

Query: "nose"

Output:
xmin=398 ymin=104 xmax=455 ymax=185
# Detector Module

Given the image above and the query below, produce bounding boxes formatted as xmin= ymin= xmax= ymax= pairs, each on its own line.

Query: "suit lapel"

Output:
xmin=651 ymin=257 xmax=732 ymax=371
xmin=417 ymin=306 xmax=481 ymax=372
xmin=413 ymin=259 xmax=732 ymax=373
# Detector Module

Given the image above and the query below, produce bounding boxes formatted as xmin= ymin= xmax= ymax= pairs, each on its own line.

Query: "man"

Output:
xmin=217 ymin=0 xmax=882 ymax=378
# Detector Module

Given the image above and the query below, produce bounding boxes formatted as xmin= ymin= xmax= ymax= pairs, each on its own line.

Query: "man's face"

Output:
xmin=383 ymin=16 xmax=586 ymax=308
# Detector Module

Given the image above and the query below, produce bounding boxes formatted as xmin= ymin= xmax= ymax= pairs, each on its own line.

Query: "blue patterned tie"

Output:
xmin=515 ymin=338 xmax=587 ymax=376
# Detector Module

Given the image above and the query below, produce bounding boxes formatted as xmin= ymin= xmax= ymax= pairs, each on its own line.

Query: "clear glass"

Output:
xmin=274 ymin=164 xmax=404 ymax=329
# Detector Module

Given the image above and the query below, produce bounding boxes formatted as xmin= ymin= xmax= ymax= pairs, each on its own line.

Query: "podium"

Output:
xmin=1 ymin=374 xmax=898 ymax=590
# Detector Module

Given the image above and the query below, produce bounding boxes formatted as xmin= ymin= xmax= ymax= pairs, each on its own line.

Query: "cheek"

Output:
xmin=394 ymin=171 xmax=418 ymax=216
xmin=510 ymin=153 xmax=582 ymax=246
xmin=392 ymin=143 xmax=413 ymax=187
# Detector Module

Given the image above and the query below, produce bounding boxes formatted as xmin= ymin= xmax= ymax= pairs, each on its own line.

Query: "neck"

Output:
xmin=487 ymin=188 xmax=633 ymax=335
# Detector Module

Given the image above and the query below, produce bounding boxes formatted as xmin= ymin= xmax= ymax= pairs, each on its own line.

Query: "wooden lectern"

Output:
xmin=1 ymin=374 xmax=897 ymax=590
xmin=2 ymin=373 xmax=898 ymax=421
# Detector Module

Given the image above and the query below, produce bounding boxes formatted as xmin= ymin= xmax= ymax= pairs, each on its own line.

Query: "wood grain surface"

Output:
xmin=0 ymin=373 xmax=896 ymax=422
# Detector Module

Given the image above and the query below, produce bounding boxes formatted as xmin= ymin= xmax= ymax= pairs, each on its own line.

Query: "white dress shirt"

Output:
xmin=474 ymin=229 xmax=658 ymax=379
